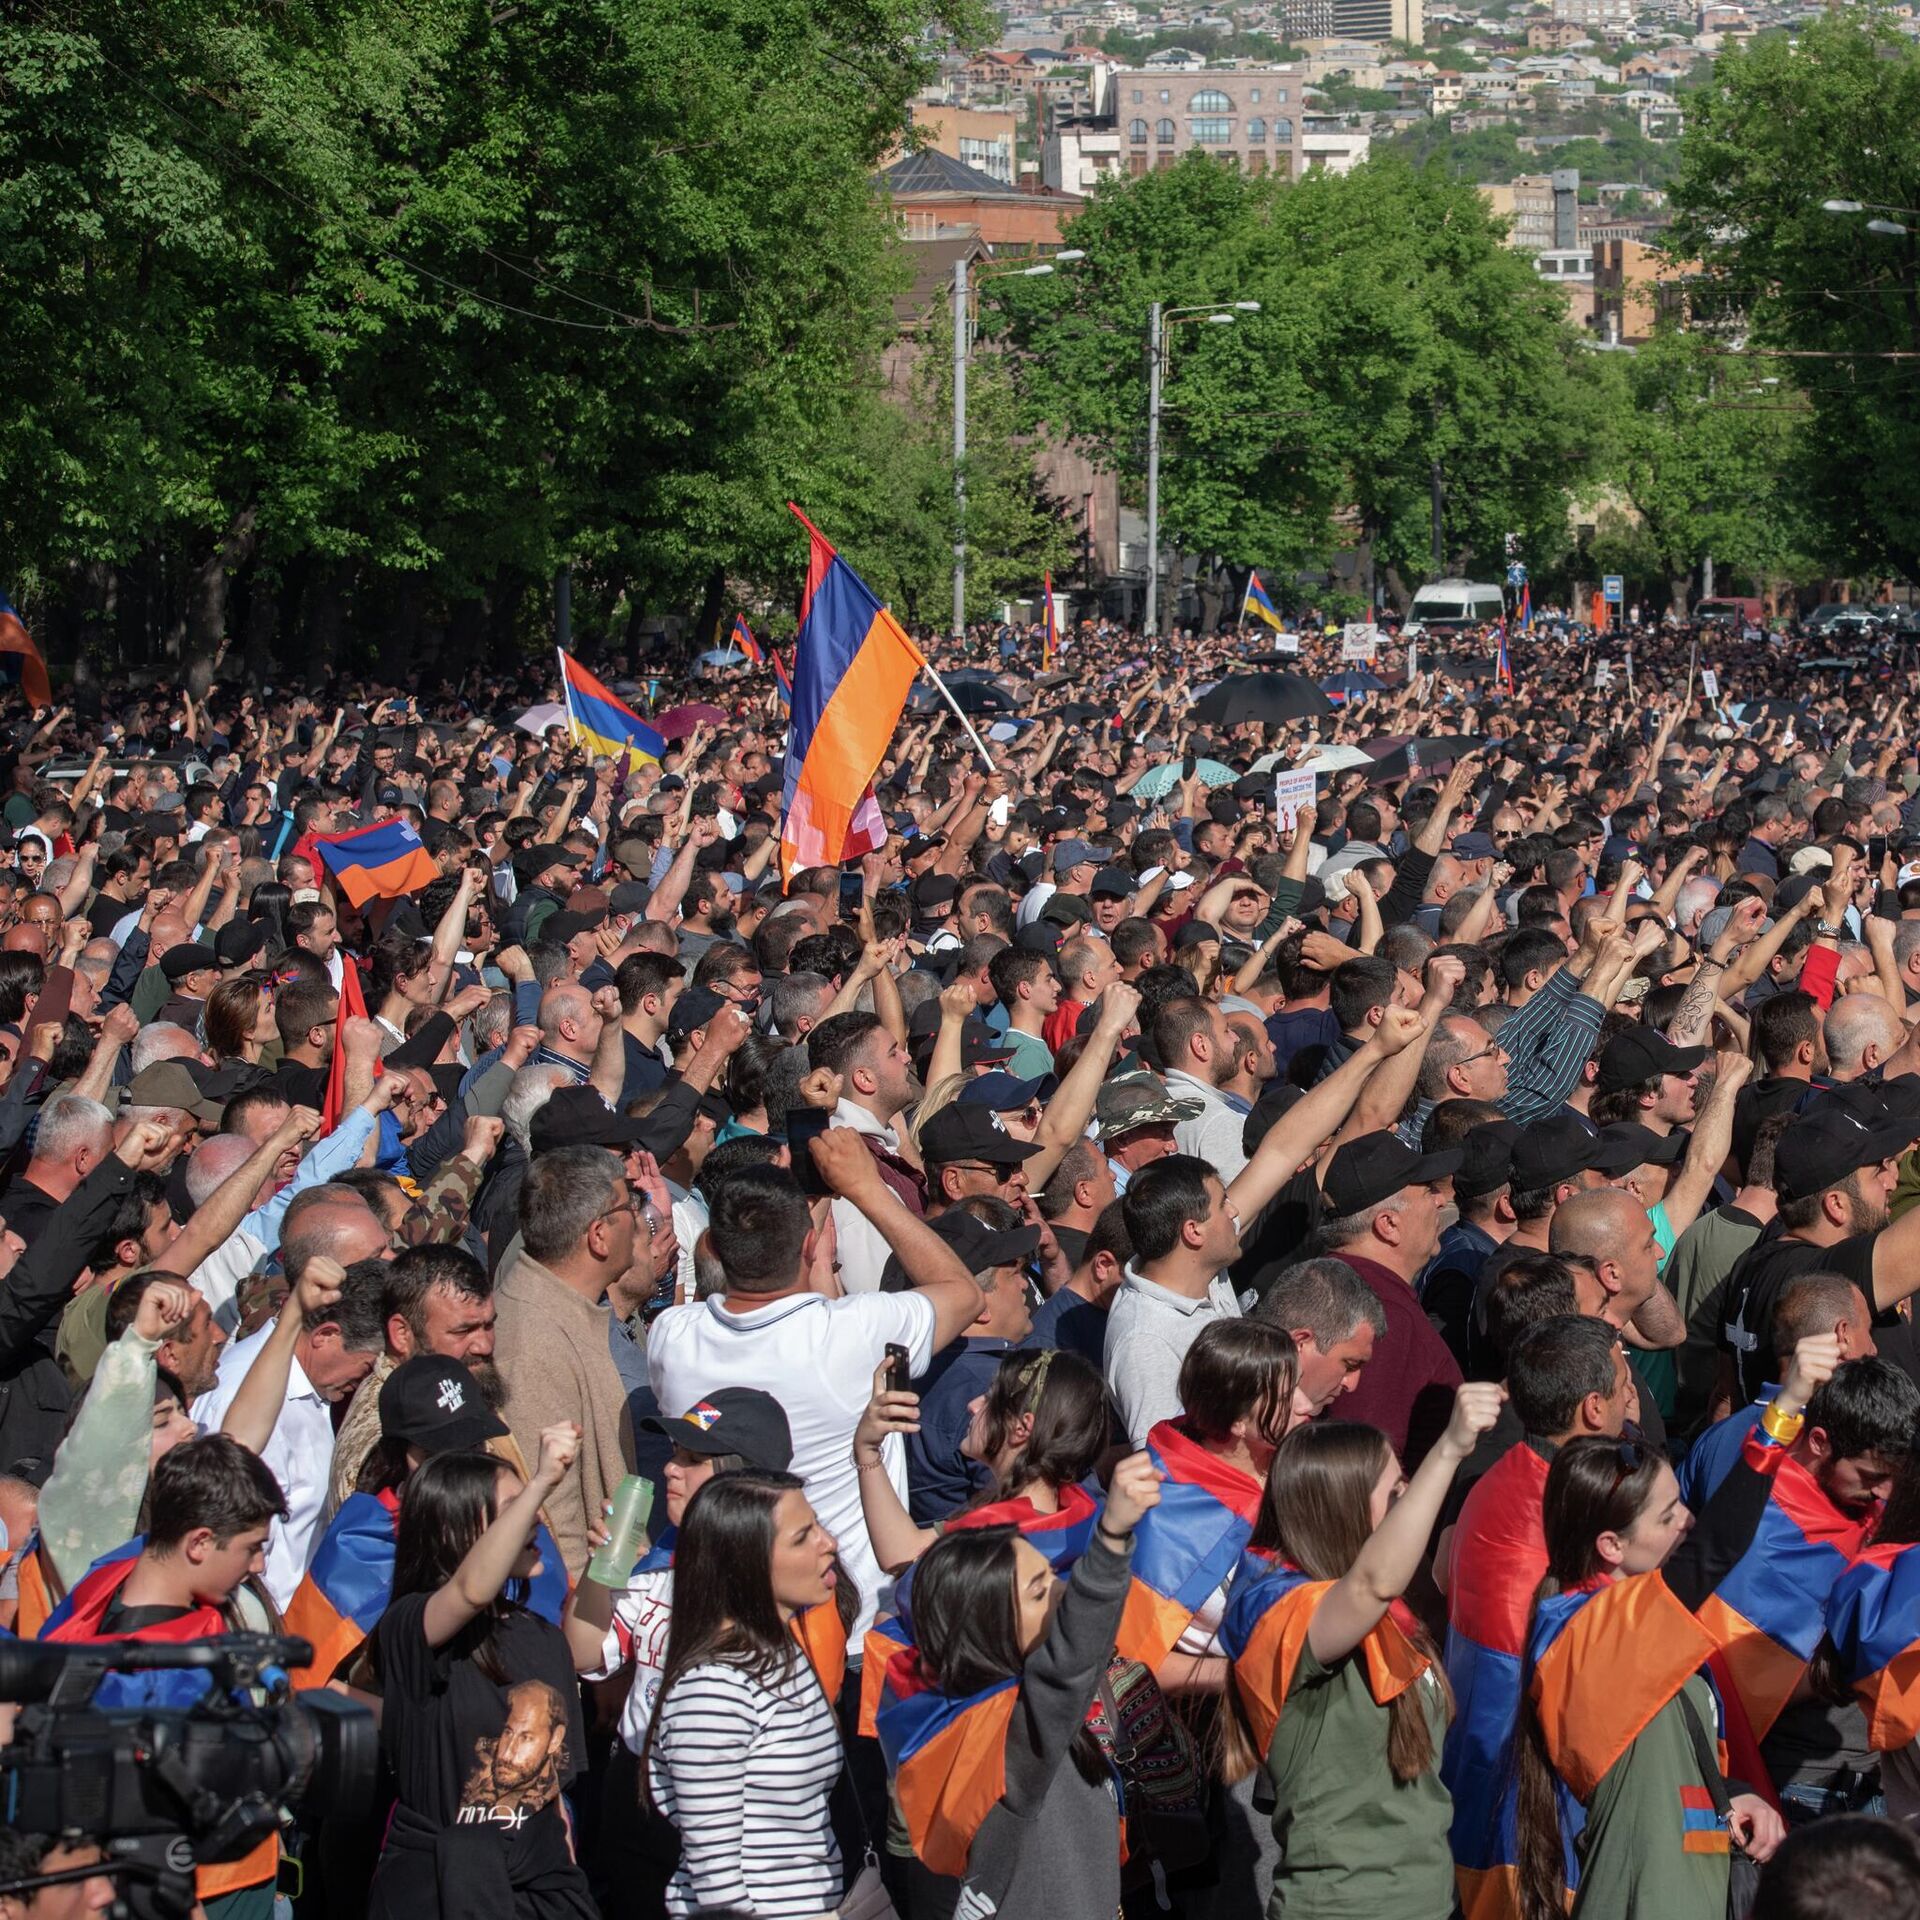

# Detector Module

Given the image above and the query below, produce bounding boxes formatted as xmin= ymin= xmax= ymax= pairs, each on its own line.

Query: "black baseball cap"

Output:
xmin=912 ymin=873 xmax=959 ymax=916
xmin=930 ymin=1208 xmax=1042 ymax=1273
xmin=529 ymin=1086 xmax=649 ymax=1153
xmin=1089 ymin=865 xmax=1135 ymax=900
xmin=546 ymin=909 xmax=607 ymax=944
xmin=1592 ymin=1122 xmax=1686 ymax=1175
xmin=1594 ymin=1027 xmax=1709 ymax=1095
xmin=378 ymin=1356 xmax=510 ymax=1454
xmin=1509 ymin=1114 xmax=1602 ymax=1192
xmin=1773 ymin=1109 xmax=1910 ymax=1204
xmin=1319 ymin=1130 xmax=1463 ymax=1215
xmin=159 ymin=942 xmax=219 ymax=983
xmin=214 ymin=918 xmax=271 ymax=969
xmin=641 ymin=1387 xmax=793 ymax=1470
xmin=666 ymin=985 xmax=728 ymax=1042
xmin=920 ymin=1102 xmax=1044 ymax=1168
xmin=1453 ymin=1120 xmax=1521 ymax=1202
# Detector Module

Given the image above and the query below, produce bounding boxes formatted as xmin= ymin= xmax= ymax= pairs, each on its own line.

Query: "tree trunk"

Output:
xmin=692 ymin=565 xmax=726 ymax=661
xmin=185 ymin=505 xmax=259 ymax=697
xmin=240 ymin=568 xmax=279 ymax=688
xmin=1383 ymin=564 xmax=1416 ymax=616
xmin=1667 ymin=572 xmax=1690 ymax=620
xmin=305 ymin=561 xmax=352 ymax=679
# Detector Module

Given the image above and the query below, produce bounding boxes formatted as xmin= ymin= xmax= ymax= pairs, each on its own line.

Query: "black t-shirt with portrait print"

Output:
xmin=371 ymin=1591 xmax=592 ymax=1913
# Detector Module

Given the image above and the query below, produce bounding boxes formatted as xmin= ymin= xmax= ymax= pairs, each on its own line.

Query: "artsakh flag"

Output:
xmin=311 ymin=816 xmax=441 ymax=909
xmin=780 ymin=504 xmax=925 ymax=884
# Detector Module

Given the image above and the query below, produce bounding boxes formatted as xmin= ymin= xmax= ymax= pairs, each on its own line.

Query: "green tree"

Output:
xmin=1666 ymin=7 xmax=1920 ymax=577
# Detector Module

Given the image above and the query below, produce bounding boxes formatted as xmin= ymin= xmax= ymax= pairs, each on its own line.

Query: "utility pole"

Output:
xmin=952 ymin=254 xmax=968 ymax=646
xmin=1145 ymin=300 xmax=1163 ymax=637
xmin=1430 ymin=459 xmax=1444 ymax=578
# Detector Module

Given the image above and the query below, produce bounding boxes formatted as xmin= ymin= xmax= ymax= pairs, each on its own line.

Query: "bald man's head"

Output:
xmin=1825 ymin=995 xmax=1905 ymax=1079
xmin=1548 ymin=1187 xmax=1644 ymax=1264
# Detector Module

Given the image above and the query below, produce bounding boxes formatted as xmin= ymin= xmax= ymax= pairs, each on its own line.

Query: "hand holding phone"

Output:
xmin=883 ymin=1344 xmax=911 ymax=1394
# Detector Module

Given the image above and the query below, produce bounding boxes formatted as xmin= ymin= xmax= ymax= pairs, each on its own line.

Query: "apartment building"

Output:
xmin=1113 ymin=67 xmax=1309 ymax=177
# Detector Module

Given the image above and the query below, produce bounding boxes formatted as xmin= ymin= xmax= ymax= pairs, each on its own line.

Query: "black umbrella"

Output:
xmin=1432 ymin=656 xmax=1496 ymax=682
xmin=1189 ymin=673 xmax=1332 ymax=728
xmin=1245 ymin=650 xmax=1305 ymax=669
xmin=1057 ymin=702 xmax=1108 ymax=724
xmin=909 ymin=679 xmax=1016 ymax=715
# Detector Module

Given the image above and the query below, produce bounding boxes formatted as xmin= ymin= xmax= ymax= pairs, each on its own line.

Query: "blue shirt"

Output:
xmin=1678 ymin=1391 xmax=1773 ymax=1506
xmin=905 ymin=1337 xmax=1011 ymax=1524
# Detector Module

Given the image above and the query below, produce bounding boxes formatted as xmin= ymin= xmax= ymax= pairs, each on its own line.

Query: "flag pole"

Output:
xmin=556 ymin=646 xmax=582 ymax=749
xmin=1684 ymin=629 xmax=1699 ymax=710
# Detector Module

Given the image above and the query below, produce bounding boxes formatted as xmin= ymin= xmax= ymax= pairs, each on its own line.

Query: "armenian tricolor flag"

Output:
xmin=284 ymin=1488 xmax=568 ymax=1690
xmin=859 ymin=1484 xmax=1100 ymax=1736
xmin=310 ymin=816 xmax=442 ymax=910
xmin=772 ymin=647 xmax=792 ymax=704
xmin=1692 ymin=1447 xmax=1871 ymax=1747
xmin=731 ymin=614 xmax=765 ymax=667
xmin=1221 ymin=1548 xmax=1430 ymax=1758
xmin=1242 ymin=569 xmax=1285 ymax=634
xmin=876 ymin=1652 xmax=1019 ymax=1879
xmin=42 ymin=1540 xmax=279 ymax=1901
xmin=1444 ymin=1444 xmax=1563 ymax=1920
xmin=0 ymin=593 xmax=52 ymax=709
xmin=1827 ymin=1539 xmax=1920 ymax=1752
xmin=780 ymin=503 xmax=926 ymax=883
xmin=1041 ymin=572 xmax=1057 ymax=671
xmin=1114 ymin=1419 xmax=1262 ymax=1669
xmin=1517 ymin=581 xmax=1533 ymax=632
xmin=558 ymin=647 xmax=666 ymax=764
xmin=1495 ymin=623 xmax=1515 ymax=698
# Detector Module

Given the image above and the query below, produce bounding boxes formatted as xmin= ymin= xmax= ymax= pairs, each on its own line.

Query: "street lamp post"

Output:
xmin=1144 ymin=300 xmax=1261 ymax=637
xmin=950 ymin=250 xmax=1084 ymax=645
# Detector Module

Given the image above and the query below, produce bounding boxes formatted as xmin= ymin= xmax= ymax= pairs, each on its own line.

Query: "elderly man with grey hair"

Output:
xmin=0 ymin=1093 xmax=116 ymax=1251
xmin=1824 ymin=993 xmax=1906 ymax=1084
xmin=129 ymin=1022 xmax=202 ymax=1075
xmin=492 ymin=1144 xmax=640 ymax=1573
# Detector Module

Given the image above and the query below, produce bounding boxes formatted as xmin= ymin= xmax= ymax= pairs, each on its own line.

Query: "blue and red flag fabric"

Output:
xmin=1242 ymin=570 xmax=1285 ymax=634
xmin=772 ymin=647 xmax=793 ymax=704
xmin=1443 ymin=1443 xmax=1559 ymax=1920
xmin=1517 ymin=581 xmax=1532 ymax=632
xmin=730 ymin=614 xmax=765 ymax=667
xmin=1495 ymin=623 xmax=1515 ymax=698
xmin=1827 ymin=1539 xmax=1920 ymax=1752
xmin=1691 ymin=1447 xmax=1869 ymax=1748
xmin=1041 ymin=572 xmax=1057 ymax=670
xmin=780 ymin=504 xmax=926 ymax=884
xmin=42 ymin=1540 xmax=279 ymax=1900
xmin=311 ymin=816 xmax=442 ymax=910
xmin=859 ymin=1484 xmax=1100 ymax=1736
xmin=1115 ymin=1419 xmax=1263 ymax=1669
xmin=876 ymin=1651 xmax=1018 ymax=1878
xmin=558 ymin=647 xmax=666 ymax=764
xmin=283 ymin=1488 xmax=569 ymax=1689
xmin=1221 ymin=1548 xmax=1429 ymax=1758
xmin=0 ymin=594 xmax=52 ymax=709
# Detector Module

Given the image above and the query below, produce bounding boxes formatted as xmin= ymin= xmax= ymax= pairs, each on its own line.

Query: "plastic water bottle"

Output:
xmin=587 ymin=1475 xmax=654 ymax=1588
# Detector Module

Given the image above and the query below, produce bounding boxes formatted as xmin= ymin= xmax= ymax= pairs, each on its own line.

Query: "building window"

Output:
xmin=1132 ymin=88 xmax=1143 ymax=101
xmin=1247 ymin=117 xmax=1266 ymax=140
xmin=1251 ymin=87 xmax=1262 ymax=102
xmin=1190 ymin=88 xmax=1233 ymax=111
xmin=1129 ymin=118 xmax=1148 ymax=142
xmin=1273 ymin=117 xmax=1293 ymax=141
xmin=1248 ymin=151 xmax=1268 ymax=172
xmin=1159 ymin=88 xmax=1170 ymax=101
xmin=1189 ymin=117 xmax=1232 ymax=142
xmin=1274 ymin=89 xmax=1288 ymax=102
xmin=1156 ymin=117 xmax=1175 ymax=142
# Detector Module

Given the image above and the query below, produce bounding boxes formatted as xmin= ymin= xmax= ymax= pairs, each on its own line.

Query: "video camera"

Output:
xmin=0 ymin=1631 xmax=376 ymax=1920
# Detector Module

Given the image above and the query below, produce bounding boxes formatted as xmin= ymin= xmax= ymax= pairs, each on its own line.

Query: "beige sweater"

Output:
xmin=493 ymin=1250 xmax=635 ymax=1575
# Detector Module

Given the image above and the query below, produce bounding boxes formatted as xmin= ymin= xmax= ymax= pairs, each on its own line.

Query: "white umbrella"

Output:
xmin=1295 ymin=743 xmax=1373 ymax=775
xmin=516 ymin=702 xmax=568 ymax=736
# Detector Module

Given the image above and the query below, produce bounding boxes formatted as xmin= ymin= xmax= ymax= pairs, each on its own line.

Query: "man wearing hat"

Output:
xmin=919 ymin=1103 xmax=1044 ymax=1216
xmin=896 ymin=1208 xmax=1042 ymax=1521
xmin=910 ymin=872 xmax=962 ymax=953
xmin=1016 ymin=838 xmax=1099 ymax=931
xmin=1588 ymin=1025 xmax=1709 ymax=1137
xmin=1719 ymin=1093 xmax=1920 ymax=1404
xmin=1317 ymin=1130 xmax=1466 ymax=1466
xmin=1087 ymin=865 xmax=1136 ymax=937
xmin=1419 ymin=1120 xmax=1520 ymax=1369
xmin=156 ymin=942 xmax=220 ymax=1032
xmin=1094 ymin=1072 xmax=1203 ymax=1191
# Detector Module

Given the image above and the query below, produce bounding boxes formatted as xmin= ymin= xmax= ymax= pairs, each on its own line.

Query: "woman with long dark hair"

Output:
xmin=642 ymin=1468 xmax=847 ymax=1919
xmin=367 ymin=1420 xmax=593 ymax=1920
xmin=877 ymin=1451 xmax=1163 ymax=1920
xmin=1510 ymin=1339 xmax=1838 ymax=1920
xmin=1219 ymin=1382 xmax=1504 ymax=1920
xmin=854 ymin=1346 xmax=1112 ymax=1580
xmin=1122 ymin=1319 xmax=1301 ymax=1691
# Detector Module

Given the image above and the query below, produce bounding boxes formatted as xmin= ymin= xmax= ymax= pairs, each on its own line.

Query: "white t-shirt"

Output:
xmin=586 ymin=1562 xmax=676 ymax=1754
xmin=191 ymin=1323 xmax=335 ymax=1610
xmin=646 ymin=1289 xmax=937 ymax=1642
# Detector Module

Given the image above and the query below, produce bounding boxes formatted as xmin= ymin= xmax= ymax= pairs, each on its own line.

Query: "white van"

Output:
xmin=1405 ymin=579 xmax=1506 ymax=634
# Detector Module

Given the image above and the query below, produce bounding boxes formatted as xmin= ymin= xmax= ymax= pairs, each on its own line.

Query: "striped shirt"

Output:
xmin=648 ymin=1651 xmax=843 ymax=1918
xmin=1398 ymin=963 xmax=1603 ymax=1147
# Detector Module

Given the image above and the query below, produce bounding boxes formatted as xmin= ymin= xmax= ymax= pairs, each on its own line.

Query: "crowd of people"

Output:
xmin=5 ymin=609 xmax=1920 ymax=1920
